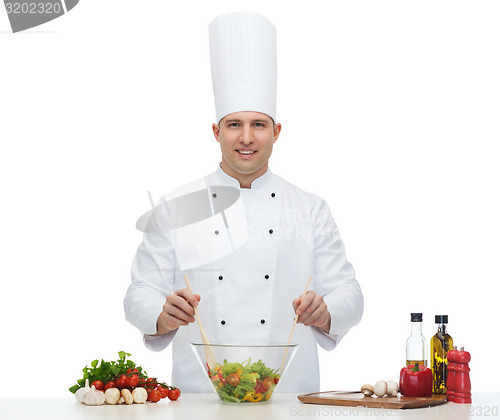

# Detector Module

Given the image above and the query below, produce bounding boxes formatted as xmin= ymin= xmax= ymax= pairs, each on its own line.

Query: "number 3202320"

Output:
xmin=5 ymin=2 xmax=62 ymax=14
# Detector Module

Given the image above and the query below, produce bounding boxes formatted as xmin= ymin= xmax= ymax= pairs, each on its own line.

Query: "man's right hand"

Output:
xmin=154 ymin=288 xmax=201 ymax=336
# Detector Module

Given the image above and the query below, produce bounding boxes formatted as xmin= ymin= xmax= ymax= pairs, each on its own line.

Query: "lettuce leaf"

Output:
xmin=221 ymin=361 xmax=244 ymax=377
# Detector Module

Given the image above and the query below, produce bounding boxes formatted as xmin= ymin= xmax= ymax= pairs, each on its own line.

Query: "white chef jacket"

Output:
xmin=124 ymin=166 xmax=363 ymax=393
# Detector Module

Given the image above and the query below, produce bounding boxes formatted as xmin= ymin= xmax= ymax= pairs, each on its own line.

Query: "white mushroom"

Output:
xmin=121 ymin=388 xmax=134 ymax=405
xmin=104 ymin=388 xmax=121 ymax=405
xmin=374 ymin=380 xmax=387 ymax=397
xmin=385 ymin=380 xmax=399 ymax=397
xmin=132 ymin=387 xmax=148 ymax=404
xmin=361 ymin=384 xmax=374 ymax=397
xmin=117 ymin=396 xmax=124 ymax=405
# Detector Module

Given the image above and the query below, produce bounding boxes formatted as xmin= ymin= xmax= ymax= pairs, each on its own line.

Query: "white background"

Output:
xmin=1 ymin=0 xmax=499 ymax=397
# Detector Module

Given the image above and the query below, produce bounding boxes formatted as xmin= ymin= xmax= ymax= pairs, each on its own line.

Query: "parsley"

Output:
xmin=69 ymin=351 xmax=148 ymax=394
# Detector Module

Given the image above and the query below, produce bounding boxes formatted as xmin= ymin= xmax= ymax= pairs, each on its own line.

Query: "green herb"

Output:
xmin=68 ymin=351 xmax=148 ymax=394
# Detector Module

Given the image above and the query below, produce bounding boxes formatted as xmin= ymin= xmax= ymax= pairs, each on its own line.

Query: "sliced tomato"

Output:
xmin=254 ymin=379 xmax=266 ymax=395
xmin=217 ymin=369 xmax=227 ymax=385
xmin=227 ymin=373 xmax=240 ymax=386
xmin=262 ymin=377 xmax=274 ymax=390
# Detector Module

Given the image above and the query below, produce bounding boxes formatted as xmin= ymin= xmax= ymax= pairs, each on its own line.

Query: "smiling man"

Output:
xmin=124 ymin=12 xmax=363 ymax=393
xmin=214 ymin=112 xmax=281 ymax=189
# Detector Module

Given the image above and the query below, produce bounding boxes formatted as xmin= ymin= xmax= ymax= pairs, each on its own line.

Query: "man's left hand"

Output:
xmin=292 ymin=291 xmax=331 ymax=334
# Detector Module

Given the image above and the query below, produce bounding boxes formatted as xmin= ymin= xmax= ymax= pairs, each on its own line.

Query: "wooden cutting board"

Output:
xmin=297 ymin=391 xmax=447 ymax=409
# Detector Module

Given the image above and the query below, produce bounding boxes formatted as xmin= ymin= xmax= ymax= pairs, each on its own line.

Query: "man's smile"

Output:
xmin=236 ymin=149 xmax=256 ymax=156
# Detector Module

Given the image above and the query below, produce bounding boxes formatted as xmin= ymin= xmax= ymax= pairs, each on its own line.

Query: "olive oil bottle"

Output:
xmin=406 ymin=313 xmax=427 ymax=367
xmin=431 ymin=315 xmax=453 ymax=394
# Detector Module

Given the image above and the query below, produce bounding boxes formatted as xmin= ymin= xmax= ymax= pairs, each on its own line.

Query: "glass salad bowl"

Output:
xmin=191 ymin=343 xmax=298 ymax=403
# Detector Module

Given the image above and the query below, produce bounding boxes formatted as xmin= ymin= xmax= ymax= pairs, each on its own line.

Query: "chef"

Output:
xmin=124 ymin=12 xmax=363 ymax=393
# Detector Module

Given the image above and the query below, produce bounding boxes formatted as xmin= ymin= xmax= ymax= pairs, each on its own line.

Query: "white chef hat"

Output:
xmin=209 ymin=12 xmax=277 ymax=123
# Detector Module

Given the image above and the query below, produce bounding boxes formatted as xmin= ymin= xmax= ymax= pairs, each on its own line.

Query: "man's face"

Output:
xmin=212 ymin=111 xmax=281 ymax=185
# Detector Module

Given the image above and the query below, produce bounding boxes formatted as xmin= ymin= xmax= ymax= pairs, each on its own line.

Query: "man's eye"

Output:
xmin=255 ymin=123 xmax=264 ymax=127
xmin=229 ymin=123 xmax=239 ymax=127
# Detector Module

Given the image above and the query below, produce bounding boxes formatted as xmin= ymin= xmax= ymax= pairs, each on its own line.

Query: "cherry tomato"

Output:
xmin=262 ymin=377 xmax=274 ymax=390
xmin=226 ymin=374 xmax=240 ymax=386
xmin=168 ymin=388 xmax=181 ymax=401
xmin=104 ymin=381 xmax=117 ymax=391
xmin=274 ymin=377 xmax=279 ymax=385
xmin=91 ymin=380 xmax=104 ymax=391
xmin=146 ymin=378 xmax=157 ymax=389
xmin=157 ymin=385 xmax=169 ymax=399
xmin=126 ymin=374 xmax=139 ymax=388
xmin=127 ymin=368 xmax=139 ymax=374
xmin=148 ymin=389 xmax=161 ymax=403
xmin=116 ymin=374 xmax=128 ymax=389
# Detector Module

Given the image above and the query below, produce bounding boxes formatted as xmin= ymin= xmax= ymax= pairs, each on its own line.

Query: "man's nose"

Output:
xmin=240 ymin=125 xmax=253 ymax=145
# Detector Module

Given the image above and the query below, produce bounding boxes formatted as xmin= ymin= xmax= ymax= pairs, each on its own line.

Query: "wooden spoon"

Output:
xmin=184 ymin=273 xmax=216 ymax=369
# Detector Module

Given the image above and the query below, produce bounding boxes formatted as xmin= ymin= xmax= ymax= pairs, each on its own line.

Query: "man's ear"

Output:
xmin=273 ymin=123 xmax=282 ymax=143
xmin=212 ymin=123 xmax=220 ymax=143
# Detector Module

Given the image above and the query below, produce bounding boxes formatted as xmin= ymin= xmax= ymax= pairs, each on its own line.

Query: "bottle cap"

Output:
xmin=411 ymin=313 xmax=423 ymax=322
xmin=435 ymin=315 xmax=448 ymax=324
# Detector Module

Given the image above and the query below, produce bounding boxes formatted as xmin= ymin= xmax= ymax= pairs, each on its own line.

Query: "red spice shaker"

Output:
xmin=453 ymin=347 xmax=472 ymax=404
xmin=446 ymin=346 xmax=458 ymax=402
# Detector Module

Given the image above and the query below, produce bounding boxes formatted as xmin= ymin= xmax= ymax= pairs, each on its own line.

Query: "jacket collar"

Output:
xmin=214 ymin=164 xmax=273 ymax=189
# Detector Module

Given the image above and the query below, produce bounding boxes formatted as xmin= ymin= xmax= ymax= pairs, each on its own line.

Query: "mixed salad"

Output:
xmin=207 ymin=358 xmax=280 ymax=403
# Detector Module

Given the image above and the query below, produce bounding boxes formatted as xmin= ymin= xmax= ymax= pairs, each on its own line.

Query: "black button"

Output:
xmin=218 ymin=275 xmax=223 ymax=280
xmin=260 ymin=319 xmax=266 ymax=324
xmin=269 ymin=229 xmax=273 ymax=234
xmin=271 ymin=193 xmax=275 ymax=197
xmin=215 ymin=230 xmax=219 ymax=235
xmin=264 ymin=274 xmax=269 ymax=279
xmin=221 ymin=320 xmax=226 ymax=325
xmin=212 ymin=193 xmax=217 ymax=198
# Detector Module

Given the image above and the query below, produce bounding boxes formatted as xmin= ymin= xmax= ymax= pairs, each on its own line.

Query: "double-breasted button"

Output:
xmin=221 ymin=320 xmax=226 ymax=325
xmin=264 ymin=274 xmax=269 ymax=279
xmin=271 ymin=192 xmax=276 ymax=198
xmin=269 ymin=229 xmax=274 ymax=234
xmin=218 ymin=275 xmax=223 ymax=280
xmin=212 ymin=193 xmax=217 ymax=198
xmin=215 ymin=230 xmax=219 ymax=235
xmin=260 ymin=319 xmax=266 ymax=324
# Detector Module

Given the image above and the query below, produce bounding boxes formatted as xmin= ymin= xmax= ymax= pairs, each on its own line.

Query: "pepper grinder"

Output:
xmin=446 ymin=346 xmax=458 ymax=402
xmin=453 ymin=347 xmax=472 ymax=404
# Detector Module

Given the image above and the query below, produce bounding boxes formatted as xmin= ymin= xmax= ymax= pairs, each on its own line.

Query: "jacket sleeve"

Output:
xmin=310 ymin=197 xmax=364 ymax=350
xmin=124 ymin=197 xmax=178 ymax=351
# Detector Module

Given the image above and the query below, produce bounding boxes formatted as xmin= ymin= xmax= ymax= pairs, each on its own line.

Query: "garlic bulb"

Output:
xmin=75 ymin=379 xmax=90 ymax=403
xmin=81 ymin=385 xmax=105 ymax=406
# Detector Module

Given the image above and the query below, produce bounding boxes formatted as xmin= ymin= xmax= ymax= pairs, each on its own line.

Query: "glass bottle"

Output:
xmin=406 ymin=312 xmax=427 ymax=367
xmin=431 ymin=315 xmax=453 ymax=394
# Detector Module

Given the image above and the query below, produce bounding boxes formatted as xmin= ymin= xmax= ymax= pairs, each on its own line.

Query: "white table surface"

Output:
xmin=1 ymin=393 xmax=499 ymax=420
